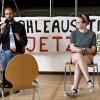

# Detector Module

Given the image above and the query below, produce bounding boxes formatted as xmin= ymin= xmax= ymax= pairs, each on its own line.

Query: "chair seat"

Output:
xmin=65 ymin=62 xmax=97 ymax=68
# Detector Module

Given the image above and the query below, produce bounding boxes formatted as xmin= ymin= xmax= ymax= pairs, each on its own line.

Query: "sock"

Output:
xmin=87 ymin=80 xmax=92 ymax=83
xmin=72 ymin=88 xmax=78 ymax=93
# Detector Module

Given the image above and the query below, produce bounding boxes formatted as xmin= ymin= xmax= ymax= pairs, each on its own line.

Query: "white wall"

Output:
xmin=33 ymin=53 xmax=100 ymax=72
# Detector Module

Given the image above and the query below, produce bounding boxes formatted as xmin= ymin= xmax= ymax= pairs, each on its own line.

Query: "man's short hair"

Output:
xmin=4 ymin=6 xmax=16 ymax=13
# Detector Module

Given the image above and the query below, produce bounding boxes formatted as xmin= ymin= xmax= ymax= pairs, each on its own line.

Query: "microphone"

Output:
xmin=5 ymin=19 xmax=9 ymax=25
xmin=0 ymin=19 xmax=9 ymax=26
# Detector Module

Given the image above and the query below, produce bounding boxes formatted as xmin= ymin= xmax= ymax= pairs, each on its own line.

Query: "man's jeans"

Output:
xmin=0 ymin=50 xmax=17 ymax=71
xmin=0 ymin=50 xmax=18 ymax=88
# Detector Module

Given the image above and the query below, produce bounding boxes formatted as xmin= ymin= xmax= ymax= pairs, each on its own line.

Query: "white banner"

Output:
xmin=1 ymin=16 xmax=100 ymax=53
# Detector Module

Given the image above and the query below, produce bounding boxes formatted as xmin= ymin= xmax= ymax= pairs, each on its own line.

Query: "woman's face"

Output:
xmin=76 ymin=17 xmax=86 ymax=29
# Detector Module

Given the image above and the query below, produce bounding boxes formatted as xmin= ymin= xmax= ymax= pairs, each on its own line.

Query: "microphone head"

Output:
xmin=5 ymin=19 xmax=9 ymax=24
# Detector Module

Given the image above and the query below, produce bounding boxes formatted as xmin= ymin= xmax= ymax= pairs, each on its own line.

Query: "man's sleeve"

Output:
xmin=0 ymin=34 xmax=2 ymax=44
xmin=17 ymin=25 xmax=28 ymax=47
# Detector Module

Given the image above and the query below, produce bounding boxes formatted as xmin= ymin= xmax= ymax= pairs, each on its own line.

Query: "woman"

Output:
xmin=65 ymin=14 xmax=97 ymax=97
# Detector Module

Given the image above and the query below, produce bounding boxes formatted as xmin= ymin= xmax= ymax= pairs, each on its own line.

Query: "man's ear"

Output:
xmin=14 ymin=12 xmax=16 ymax=16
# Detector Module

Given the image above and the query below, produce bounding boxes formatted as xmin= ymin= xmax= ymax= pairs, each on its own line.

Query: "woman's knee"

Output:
xmin=72 ymin=53 xmax=83 ymax=62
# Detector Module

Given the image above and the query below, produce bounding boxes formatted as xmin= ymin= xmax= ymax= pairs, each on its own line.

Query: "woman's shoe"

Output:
xmin=87 ymin=80 xmax=94 ymax=92
xmin=64 ymin=89 xmax=77 ymax=97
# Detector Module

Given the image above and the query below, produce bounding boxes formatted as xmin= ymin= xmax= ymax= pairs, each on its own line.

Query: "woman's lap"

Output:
xmin=71 ymin=53 xmax=93 ymax=65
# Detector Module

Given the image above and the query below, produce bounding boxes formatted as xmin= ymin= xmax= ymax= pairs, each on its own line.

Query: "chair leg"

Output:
xmin=2 ymin=91 xmax=4 ymax=100
xmin=69 ymin=67 xmax=73 ymax=84
xmin=93 ymin=66 xmax=95 ymax=87
xmin=0 ymin=71 xmax=4 ymax=99
xmin=0 ymin=88 xmax=4 ymax=100
xmin=96 ymin=64 xmax=100 ymax=87
xmin=35 ymin=82 xmax=40 ymax=100
xmin=32 ymin=86 xmax=36 ymax=100
xmin=64 ymin=65 xmax=67 ymax=92
xmin=32 ymin=80 xmax=40 ymax=100
xmin=0 ymin=71 xmax=2 ymax=83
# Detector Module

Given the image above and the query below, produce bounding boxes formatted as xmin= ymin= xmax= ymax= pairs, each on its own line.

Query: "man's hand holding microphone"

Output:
xmin=0 ymin=23 xmax=7 ymax=33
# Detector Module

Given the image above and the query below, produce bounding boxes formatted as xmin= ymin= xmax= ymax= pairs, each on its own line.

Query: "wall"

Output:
xmin=1 ymin=17 xmax=100 ymax=72
xmin=32 ymin=53 xmax=100 ymax=72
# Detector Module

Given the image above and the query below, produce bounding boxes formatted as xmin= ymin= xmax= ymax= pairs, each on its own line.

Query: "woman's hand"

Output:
xmin=84 ymin=47 xmax=97 ymax=56
xmin=70 ymin=44 xmax=84 ymax=54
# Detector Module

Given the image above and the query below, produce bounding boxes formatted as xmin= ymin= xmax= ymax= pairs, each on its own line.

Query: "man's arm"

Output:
xmin=15 ymin=25 xmax=28 ymax=47
xmin=0 ymin=23 xmax=7 ymax=45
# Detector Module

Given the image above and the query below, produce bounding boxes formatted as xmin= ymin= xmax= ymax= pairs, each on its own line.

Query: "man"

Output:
xmin=0 ymin=6 xmax=27 ymax=96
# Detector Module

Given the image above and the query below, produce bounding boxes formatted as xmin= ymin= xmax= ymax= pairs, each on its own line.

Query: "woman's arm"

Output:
xmin=85 ymin=46 xmax=97 ymax=56
xmin=70 ymin=44 xmax=83 ymax=53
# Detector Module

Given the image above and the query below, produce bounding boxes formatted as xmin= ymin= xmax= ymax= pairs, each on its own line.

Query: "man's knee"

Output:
xmin=0 ymin=50 xmax=13 ymax=71
xmin=5 ymin=50 xmax=13 ymax=55
xmin=3 ymin=50 xmax=13 ymax=59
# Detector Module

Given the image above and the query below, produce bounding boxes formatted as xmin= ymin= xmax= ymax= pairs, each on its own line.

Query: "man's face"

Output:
xmin=4 ymin=8 xmax=14 ymax=22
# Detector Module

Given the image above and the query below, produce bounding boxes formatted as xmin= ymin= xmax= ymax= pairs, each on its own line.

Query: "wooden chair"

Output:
xmin=0 ymin=54 xmax=40 ymax=100
xmin=64 ymin=60 xmax=100 ymax=92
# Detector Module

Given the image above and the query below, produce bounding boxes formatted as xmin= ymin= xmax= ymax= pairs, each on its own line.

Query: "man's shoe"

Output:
xmin=13 ymin=90 xmax=20 ymax=94
xmin=10 ymin=90 xmax=20 ymax=95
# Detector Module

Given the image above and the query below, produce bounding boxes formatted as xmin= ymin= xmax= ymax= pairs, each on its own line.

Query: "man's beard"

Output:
xmin=7 ymin=18 xmax=14 ymax=22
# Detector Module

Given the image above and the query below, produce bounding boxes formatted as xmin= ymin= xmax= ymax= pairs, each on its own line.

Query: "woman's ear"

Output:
xmin=83 ymin=22 xmax=87 ymax=27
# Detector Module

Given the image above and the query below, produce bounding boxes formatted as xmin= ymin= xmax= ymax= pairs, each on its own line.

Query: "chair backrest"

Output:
xmin=5 ymin=54 xmax=39 ymax=90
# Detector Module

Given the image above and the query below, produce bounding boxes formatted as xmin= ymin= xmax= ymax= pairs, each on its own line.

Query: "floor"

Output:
xmin=1 ymin=75 xmax=100 ymax=100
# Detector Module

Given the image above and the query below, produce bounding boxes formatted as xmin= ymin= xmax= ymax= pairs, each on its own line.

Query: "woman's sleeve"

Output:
xmin=70 ymin=31 xmax=75 ymax=44
xmin=92 ymin=32 xmax=96 ymax=46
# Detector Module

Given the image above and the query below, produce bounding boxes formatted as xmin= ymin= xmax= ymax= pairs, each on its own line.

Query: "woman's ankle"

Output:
xmin=72 ymin=88 xmax=78 ymax=93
